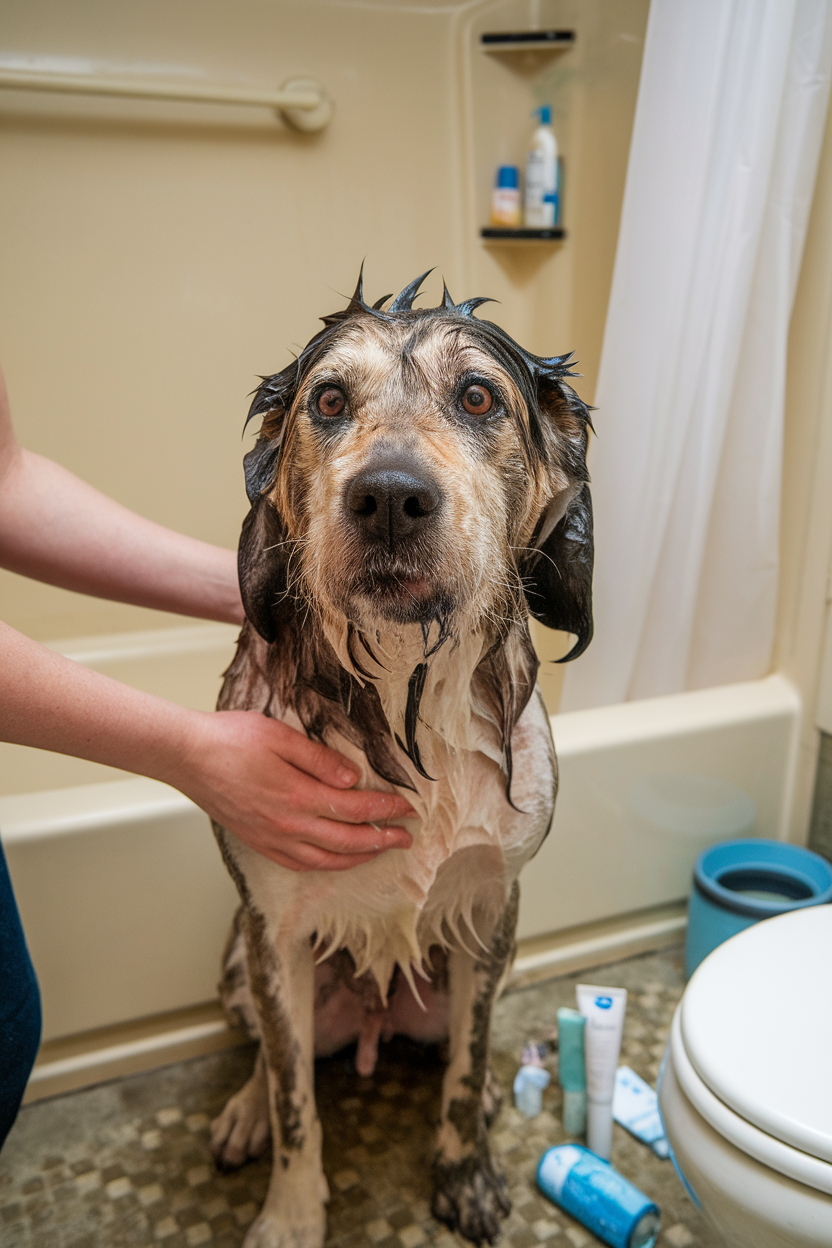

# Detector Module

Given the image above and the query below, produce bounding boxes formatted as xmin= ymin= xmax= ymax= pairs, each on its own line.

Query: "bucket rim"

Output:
xmin=693 ymin=839 xmax=832 ymax=919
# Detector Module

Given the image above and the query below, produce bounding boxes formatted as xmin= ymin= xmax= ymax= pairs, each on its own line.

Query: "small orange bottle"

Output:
xmin=490 ymin=165 xmax=521 ymax=227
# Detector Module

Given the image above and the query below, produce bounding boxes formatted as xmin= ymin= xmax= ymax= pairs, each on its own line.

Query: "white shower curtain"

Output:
xmin=561 ymin=0 xmax=832 ymax=711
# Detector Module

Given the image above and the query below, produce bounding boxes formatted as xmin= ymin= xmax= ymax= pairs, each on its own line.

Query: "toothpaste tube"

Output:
xmin=613 ymin=1067 xmax=669 ymax=1159
xmin=577 ymin=984 xmax=628 ymax=1159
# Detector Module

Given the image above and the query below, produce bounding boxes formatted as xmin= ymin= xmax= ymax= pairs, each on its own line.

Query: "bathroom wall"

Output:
xmin=453 ymin=0 xmax=650 ymax=706
xmin=0 ymin=0 xmax=466 ymax=640
xmin=0 ymin=0 xmax=650 ymax=705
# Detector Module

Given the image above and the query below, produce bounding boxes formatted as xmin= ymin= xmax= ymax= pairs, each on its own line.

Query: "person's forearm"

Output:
xmin=0 ymin=447 xmax=244 ymax=625
xmin=0 ymin=621 xmax=415 ymax=872
xmin=0 ymin=621 xmax=197 ymax=782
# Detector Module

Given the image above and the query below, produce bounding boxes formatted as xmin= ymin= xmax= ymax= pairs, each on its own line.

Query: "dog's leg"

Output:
xmin=241 ymin=907 xmax=327 ymax=1248
xmin=211 ymin=907 xmax=272 ymax=1170
xmin=218 ymin=906 xmax=262 ymax=1041
xmin=481 ymin=1065 xmax=503 ymax=1129
xmin=431 ymin=881 xmax=518 ymax=1246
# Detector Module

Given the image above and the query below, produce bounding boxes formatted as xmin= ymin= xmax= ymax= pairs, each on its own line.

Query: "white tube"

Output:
xmin=576 ymin=983 xmax=628 ymax=1159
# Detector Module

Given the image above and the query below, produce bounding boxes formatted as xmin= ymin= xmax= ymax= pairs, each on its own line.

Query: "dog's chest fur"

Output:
xmin=217 ymin=623 xmax=556 ymax=999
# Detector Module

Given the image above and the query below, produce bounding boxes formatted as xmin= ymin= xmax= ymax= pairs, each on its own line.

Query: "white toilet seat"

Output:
xmin=680 ymin=905 xmax=832 ymax=1163
xmin=669 ymin=1007 xmax=832 ymax=1196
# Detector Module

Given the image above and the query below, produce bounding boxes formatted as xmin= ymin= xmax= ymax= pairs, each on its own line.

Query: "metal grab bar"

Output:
xmin=0 ymin=68 xmax=333 ymax=131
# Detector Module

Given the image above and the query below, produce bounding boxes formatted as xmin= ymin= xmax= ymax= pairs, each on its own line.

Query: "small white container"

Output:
xmin=524 ymin=105 xmax=558 ymax=228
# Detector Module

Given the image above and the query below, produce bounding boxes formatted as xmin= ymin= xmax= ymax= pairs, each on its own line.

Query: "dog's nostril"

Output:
xmin=353 ymin=494 xmax=378 ymax=517
xmin=403 ymin=495 xmax=425 ymax=519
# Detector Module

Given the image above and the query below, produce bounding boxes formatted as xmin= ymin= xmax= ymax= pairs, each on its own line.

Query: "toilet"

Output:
xmin=658 ymin=905 xmax=832 ymax=1247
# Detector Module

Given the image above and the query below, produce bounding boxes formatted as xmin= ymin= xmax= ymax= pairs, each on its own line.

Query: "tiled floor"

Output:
xmin=0 ymin=947 xmax=724 ymax=1248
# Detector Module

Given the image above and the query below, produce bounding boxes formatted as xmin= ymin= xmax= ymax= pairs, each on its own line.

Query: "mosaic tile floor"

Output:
xmin=0 ymin=947 xmax=724 ymax=1248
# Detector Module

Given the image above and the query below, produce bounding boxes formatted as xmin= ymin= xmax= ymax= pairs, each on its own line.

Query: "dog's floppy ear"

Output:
xmin=238 ymin=363 xmax=298 ymax=643
xmin=238 ymin=493 xmax=295 ymax=643
xmin=243 ymin=435 xmax=283 ymax=505
xmin=524 ymin=484 xmax=594 ymax=661
xmin=522 ymin=375 xmax=594 ymax=662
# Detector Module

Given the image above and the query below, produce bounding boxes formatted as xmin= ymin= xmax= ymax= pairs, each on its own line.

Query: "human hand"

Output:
xmin=171 ymin=709 xmax=415 ymax=871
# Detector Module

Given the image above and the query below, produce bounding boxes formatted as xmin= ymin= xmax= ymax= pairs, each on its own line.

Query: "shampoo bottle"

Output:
xmin=524 ymin=105 xmax=557 ymax=228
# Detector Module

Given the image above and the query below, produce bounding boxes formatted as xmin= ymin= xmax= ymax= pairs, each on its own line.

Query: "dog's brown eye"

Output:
xmin=461 ymin=385 xmax=493 ymax=416
xmin=317 ymin=387 xmax=346 ymax=418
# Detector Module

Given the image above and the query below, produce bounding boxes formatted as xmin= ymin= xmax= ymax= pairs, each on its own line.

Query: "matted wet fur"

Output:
xmin=210 ymin=270 xmax=593 ymax=1248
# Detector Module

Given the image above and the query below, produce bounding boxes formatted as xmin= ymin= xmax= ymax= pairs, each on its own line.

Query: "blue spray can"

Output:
xmin=537 ymin=1145 xmax=660 ymax=1248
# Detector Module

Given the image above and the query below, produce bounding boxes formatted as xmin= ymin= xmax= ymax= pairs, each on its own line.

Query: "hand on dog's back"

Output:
xmin=172 ymin=709 xmax=415 ymax=871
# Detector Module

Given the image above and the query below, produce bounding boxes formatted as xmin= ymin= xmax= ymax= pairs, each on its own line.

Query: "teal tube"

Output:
xmin=557 ymin=1008 xmax=587 ymax=1136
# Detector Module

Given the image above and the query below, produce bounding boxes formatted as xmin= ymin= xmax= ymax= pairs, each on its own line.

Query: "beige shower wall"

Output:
xmin=0 ymin=0 xmax=464 ymax=640
xmin=454 ymin=0 xmax=650 ymax=707
xmin=0 ymin=0 xmax=650 ymax=695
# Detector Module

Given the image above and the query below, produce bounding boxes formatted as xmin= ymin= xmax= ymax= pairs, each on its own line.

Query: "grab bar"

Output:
xmin=0 ymin=69 xmax=333 ymax=131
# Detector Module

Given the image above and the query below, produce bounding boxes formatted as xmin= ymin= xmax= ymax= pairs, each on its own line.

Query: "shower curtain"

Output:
xmin=561 ymin=0 xmax=832 ymax=710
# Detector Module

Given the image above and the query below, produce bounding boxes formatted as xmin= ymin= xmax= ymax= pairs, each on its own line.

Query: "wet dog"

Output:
xmin=209 ymin=271 xmax=593 ymax=1248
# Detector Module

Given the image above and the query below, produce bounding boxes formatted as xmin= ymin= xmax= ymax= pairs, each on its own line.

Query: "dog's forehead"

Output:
xmin=302 ymin=315 xmax=526 ymax=395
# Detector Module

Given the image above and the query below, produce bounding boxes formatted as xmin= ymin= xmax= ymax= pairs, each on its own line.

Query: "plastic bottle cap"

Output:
xmin=497 ymin=165 xmax=519 ymax=189
xmin=534 ymin=105 xmax=552 ymax=125
xmin=631 ymin=1210 xmax=661 ymax=1248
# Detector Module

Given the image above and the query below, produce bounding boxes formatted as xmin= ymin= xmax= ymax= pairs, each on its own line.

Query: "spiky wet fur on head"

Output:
xmin=237 ymin=269 xmax=593 ymax=793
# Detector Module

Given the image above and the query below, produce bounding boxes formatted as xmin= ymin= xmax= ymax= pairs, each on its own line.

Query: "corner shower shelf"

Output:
xmin=480 ymin=30 xmax=575 ymax=53
xmin=481 ymin=227 xmax=566 ymax=242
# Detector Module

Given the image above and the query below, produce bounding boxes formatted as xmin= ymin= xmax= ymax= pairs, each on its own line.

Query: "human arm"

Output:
xmin=0 ymin=368 xmax=414 ymax=869
xmin=0 ymin=622 xmax=413 ymax=870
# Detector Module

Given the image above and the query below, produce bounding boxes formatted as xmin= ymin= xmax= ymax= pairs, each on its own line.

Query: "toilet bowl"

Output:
xmin=658 ymin=905 xmax=832 ymax=1247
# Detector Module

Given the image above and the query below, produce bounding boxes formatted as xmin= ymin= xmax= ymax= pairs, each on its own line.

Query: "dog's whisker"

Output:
xmin=509 ymin=541 xmax=564 ymax=582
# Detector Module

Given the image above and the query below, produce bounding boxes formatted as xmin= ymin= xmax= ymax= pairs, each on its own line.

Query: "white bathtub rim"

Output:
xmin=0 ymin=777 xmax=195 ymax=844
xmin=46 ymin=621 xmax=239 ymax=668
xmin=551 ymin=673 xmax=801 ymax=756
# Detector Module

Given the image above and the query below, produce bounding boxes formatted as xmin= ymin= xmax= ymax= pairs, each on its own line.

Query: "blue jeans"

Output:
xmin=0 ymin=840 xmax=41 ymax=1149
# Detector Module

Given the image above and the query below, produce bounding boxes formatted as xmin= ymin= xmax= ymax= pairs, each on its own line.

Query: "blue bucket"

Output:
xmin=685 ymin=838 xmax=832 ymax=978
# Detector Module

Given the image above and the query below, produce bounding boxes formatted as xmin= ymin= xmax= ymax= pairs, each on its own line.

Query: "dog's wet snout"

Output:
xmin=346 ymin=464 xmax=441 ymax=544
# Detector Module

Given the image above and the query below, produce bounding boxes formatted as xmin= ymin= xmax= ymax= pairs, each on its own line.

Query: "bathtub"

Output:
xmin=0 ymin=624 xmax=801 ymax=1095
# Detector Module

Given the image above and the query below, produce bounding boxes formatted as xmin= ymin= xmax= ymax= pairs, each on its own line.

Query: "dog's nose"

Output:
xmin=346 ymin=465 xmax=441 ymax=545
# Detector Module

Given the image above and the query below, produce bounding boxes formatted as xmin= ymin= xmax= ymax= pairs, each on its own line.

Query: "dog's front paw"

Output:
xmin=432 ymin=1154 xmax=511 ymax=1246
xmin=210 ymin=1073 xmax=271 ymax=1170
xmin=242 ymin=1210 xmax=326 ymax=1248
